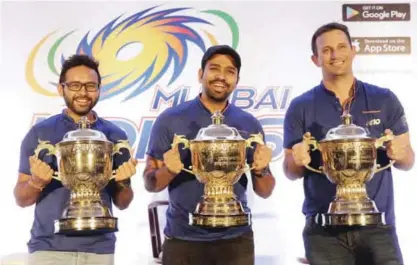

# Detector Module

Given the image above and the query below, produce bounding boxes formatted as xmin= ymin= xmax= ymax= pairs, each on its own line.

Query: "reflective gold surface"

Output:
xmin=34 ymin=138 xmax=132 ymax=235
xmin=304 ymin=134 xmax=393 ymax=226
xmin=54 ymin=216 xmax=118 ymax=235
xmin=172 ymin=133 xmax=263 ymax=228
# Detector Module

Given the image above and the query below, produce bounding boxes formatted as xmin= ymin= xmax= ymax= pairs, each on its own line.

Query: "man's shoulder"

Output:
xmin=228 ymin=104 xmax=260 ymax=125
xmin=30 ymin=114 xmax=63 ymax=134
xmin=360 ymin=80 xmax=392 ymax=99
xmin=287 ymin=86 xmax=317 ymax=111
xmin=157 ymin=99 xmax=196 ymax=120
xmin=97 ymin=118 xmax=128 ymax=141
xmin=98 ymin=118 xmax=125 ymax=133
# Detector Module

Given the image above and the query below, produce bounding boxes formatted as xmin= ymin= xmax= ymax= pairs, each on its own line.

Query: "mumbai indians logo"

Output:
xmin=26 ymin=6 xmax=239 ymax=102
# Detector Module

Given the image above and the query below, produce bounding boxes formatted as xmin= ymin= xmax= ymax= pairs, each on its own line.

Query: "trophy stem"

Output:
xmin=335 ymin=183 xmax=367 ymax=200
xmin=190 ymin=183 xmax=250 ymax=227
xmin=55 ymin=190 xmax=117 ymax=235
xmin=204 ymin=184 xmax=234 ymax=197
xmin=324 ymin=183 xmax=385 ymax=226
xmin=70 ymin=190 xmax=102 ymax=202
xmin=65 ymin=190 xmax=111 ymax=218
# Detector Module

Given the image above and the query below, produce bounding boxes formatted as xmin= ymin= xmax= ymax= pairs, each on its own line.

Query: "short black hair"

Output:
xmin=311 ymin=22 xmax=352 ymax=56
xmin=59 ymin=54 xmax=101 ymax=84
xmin=201 ymin=45 xmax=241 ymax=73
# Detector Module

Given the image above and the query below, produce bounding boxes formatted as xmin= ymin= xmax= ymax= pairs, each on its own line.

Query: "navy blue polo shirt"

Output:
xmin=18 ymin=111 xmax=130 ymax=254
xmin=283 ymin=80 xmax=408 ymax=226
xmin=146 ymin=95 xmax=265 ymax=241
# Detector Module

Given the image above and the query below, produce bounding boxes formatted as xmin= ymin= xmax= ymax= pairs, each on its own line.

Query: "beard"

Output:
xmin=206 ymin=90 xmax=232 ymax=102
xmin=204 ymin=80 xmax=233 ymax=102
xmin=63 ymin=92 xmax=98 ymax=116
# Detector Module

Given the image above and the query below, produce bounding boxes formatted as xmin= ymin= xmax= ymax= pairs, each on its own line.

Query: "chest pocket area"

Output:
xmin=356 ymin=112 xmax=384 ymax=138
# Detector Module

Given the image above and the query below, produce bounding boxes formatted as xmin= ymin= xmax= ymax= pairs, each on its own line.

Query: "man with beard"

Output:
xmin=14 ymin=54 xmax=137 ymax=265
xmin=143 ymin=45 xmax=276 ymax=265
xmin=283 ymin=22 xmax=414 ymax=265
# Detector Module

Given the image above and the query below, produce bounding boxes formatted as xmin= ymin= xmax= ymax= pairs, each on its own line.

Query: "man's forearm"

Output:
xmin=14 ymin=176 xmax=44 ymax=207
xmin=113 ymin=185 xmax=134 ymax=210
xmin=252 ymin=170 xmax=275 ymax=198
xmin=143 ymin=166 xmax=176 ymax=192
xmin=394 ymin=146 xmax=415 ymax=171
xmin=283 ymin=155 xmax=305 ymax=181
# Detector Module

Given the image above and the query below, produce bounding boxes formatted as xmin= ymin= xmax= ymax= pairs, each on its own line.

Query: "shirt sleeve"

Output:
xmin=385 ymin=90 xmax=408 ymax=135
xmin=18 ymin=127 xmax=38 ymax=175
xmin=146 ymin=113 xmax=172 ymax=161
xmin=283 ymin=99 xmax=305 ymax=149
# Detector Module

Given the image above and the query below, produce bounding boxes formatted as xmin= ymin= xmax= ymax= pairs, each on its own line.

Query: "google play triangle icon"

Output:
xmin=346 ymin=6 xmax=360 ymax=19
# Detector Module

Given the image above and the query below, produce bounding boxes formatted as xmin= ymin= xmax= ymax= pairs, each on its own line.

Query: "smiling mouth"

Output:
xmin=212 ymin=82 xmax=227 ymax=90
xmin=330 ymin=60 xmax=345 ymax=66
xmin=74 ymin=98 xmax=90 ymax=106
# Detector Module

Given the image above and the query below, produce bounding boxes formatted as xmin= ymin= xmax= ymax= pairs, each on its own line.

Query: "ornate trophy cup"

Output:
xmin=172 ymin=111 xmax=264 ymax=228
xmin=34 ymin=116 xmax=132 ymax=235
xmin=303 ymin=113 xmax=395 ymax=226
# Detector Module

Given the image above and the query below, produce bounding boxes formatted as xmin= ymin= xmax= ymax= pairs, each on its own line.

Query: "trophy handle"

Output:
xmin=302 ymin=133 xmax=324 ymax=174
xmin=245 ymin=133 xmax=264 ymax=149
xmin=110 ymin=140 xmax=135 ymax=179
xmin=303 ymin=133 xmax=319 ymax=151
xmin=243 ymin=133 xmax=265 ymax=171
xmin=375 ymin=134 xmax=393 ymax=149
xmin=375 ymin=160 xmax=396 ymax=173
xmin=374 ymin=134 xmax=396 ymax=173
xmin=171 ymin=134 xmax=190 ymax=150
xmin=52 ymin=172 xmax=61 ymax=181
xmin=171 ymin=134 xmax=193 ymax=174
xmin=33 ymin=140 xmax=61 ymax=181
xmin=112 ymin=140 xmax=133 ymax=157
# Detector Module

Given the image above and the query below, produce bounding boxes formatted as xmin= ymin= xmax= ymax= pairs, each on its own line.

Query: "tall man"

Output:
xmin=283 ymin=22 xmax=414 ymax=265
xmin=143 ymin=45 xmax=276 ymax=265
xmin=14 ymin=54 xmax=137 ymax=265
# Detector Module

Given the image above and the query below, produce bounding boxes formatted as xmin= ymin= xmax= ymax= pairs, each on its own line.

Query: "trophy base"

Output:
xmin=190 ymin=194 xmax=251 ymax=228
xmin=190 ymin=212 xmax=251 ymax=228
xmin=54 ymin=217 xmax=118 ymax=236
xmin=322 ymin=212 xmax=385 ymax=226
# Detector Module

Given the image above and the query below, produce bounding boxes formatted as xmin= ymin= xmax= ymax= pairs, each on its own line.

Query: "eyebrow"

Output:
xmin=323 ymin=42 xmax=349 ymax=48
xmin=208 ymin=63 xmax=237 ymax=71
xmin=65 ymin=81 xmax=97 ymax=83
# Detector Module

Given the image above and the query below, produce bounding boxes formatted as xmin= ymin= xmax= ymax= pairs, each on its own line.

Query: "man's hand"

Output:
xmin=291 ymin=132 xmax=312 ymax=167
xmin=114 ymin=158 xmax=138 ymax=182
xmin=385 ymin=129 xmax=409 ymax=162
xmin=252 ymin=144 xmax=273 ymax=172
xmin=163 ymin=148 xmax=184 ymax=175
xmin=29 ymin=155 xmax=53 ymax=188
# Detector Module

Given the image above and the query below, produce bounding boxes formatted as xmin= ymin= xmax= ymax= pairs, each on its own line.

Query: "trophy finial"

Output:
xmin=341 ymin=112 xmax=352 ymax=125
xmin=211 ymin=111 xmax=224 ymax=125
xmin=78 ymin=116 xmax=91 ymax=129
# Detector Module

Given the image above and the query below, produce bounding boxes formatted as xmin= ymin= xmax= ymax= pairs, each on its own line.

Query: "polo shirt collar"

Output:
xmin=318 ymin=78 xmax=361 ymax=99
xmin=194 ymin=93 xmax=231 ymax=115
xmin=61 ymin=109 xmax=99 ymax=127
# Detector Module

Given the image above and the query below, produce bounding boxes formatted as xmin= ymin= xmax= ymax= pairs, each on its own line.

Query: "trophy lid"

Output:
xmin=324 ymin=113 xmax=370 ymax=140
xmin=194 ymin=111 xmax=244 ymax=140
xmin=61 ymin=116 xmax=108 ymax=142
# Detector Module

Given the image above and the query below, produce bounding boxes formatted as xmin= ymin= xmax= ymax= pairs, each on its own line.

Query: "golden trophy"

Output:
xmin=303 ymin=113 xmax=395 ymax=226
xmin=34 ymin=116 xmax=132 ymax=235
xmin=171 ymin=111 xmax=264 ymax=227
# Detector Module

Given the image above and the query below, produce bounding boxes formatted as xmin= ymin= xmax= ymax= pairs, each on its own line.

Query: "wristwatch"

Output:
xmin=253 ymin=167 xmax=270 ymax=178
xmin=116 ymin=179 xmax=131 ymax=190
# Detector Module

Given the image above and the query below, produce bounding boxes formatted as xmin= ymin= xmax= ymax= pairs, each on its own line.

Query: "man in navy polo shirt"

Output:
xmin=143 ymin=45 xmax=276 ymax=265
xmin=283 ymin=22 xmax=414 ymax=265
xmin=14 ymin=54 xmax=137 ymax=265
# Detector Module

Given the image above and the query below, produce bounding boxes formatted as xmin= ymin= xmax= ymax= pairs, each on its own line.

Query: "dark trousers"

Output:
xmin=303 ymin=216 xmax=404 ymax=265
xmin=162 ymin=230 xmax=254 ymax=265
